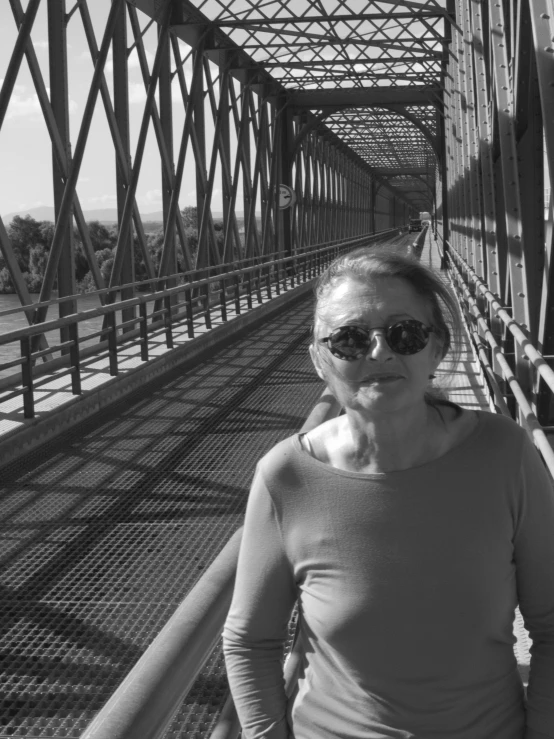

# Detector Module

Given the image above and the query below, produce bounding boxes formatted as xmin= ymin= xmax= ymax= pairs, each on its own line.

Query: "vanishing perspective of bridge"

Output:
xmin=0 ymin=1 xmax=552 ymax=737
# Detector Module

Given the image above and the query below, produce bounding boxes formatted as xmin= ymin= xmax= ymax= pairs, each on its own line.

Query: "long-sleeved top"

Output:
xmin=223 ymin=410 xmax=554 ymax=739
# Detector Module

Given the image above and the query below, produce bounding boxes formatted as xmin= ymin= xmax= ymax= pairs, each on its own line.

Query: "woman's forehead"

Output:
xmin=322 ymin=276 xmax=429 ymax=319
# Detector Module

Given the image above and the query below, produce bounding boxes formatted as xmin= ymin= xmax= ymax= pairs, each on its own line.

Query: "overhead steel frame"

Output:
xmin=443 ymin=0 xmax=554 ymax=423
xmin=0 ymin=0 xmax=412 ymax=347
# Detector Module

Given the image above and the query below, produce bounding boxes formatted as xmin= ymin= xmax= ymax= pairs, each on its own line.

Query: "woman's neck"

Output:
xmin=340 ymin=402 xmax=445 ymax=473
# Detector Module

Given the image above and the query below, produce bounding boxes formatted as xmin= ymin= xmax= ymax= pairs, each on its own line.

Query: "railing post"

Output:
xmin=274 ymin=264 xmax=281 ymax=296
xmin=246 ymin=271 xmax=253 ymax=309
xmin=219 ymin=276 xmax=227 ymax=321
xmin=68 ymin=322 xmax=81 ymax=395
xmin=234 ymin=274 xmax=241 ymax=315
xmin=164 ymin=295 xmax=174 ymax=349
xmin=107 ymin=310 xmax=118 ymax=376
xmin=256 ymin=268 xmax=263 ymax=304
xmin=204 ymin=276 xmax=212 ymax=330
xmin=140 ymin=301 xmax=149 ymax=361
xmin=20 ymin=336 xmax=35 ymax=419
xmin=186 ymin=288 xmax=195 ymax=338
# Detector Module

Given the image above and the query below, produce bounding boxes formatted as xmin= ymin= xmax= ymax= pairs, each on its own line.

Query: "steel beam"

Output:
xmin=112 ymin=0 xmax=135 ymax=327
xmin=48 ymin=0 xmax=76 ymax=343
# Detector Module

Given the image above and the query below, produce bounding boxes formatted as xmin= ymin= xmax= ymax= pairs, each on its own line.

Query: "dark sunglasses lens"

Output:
xmin=328 ymin=326 xmax=370 ymax=359
xmin=387 ymin=321 xmax=430 ymax=355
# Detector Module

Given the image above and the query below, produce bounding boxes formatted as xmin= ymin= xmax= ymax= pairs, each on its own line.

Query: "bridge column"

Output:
xmin=48 ymin=0 xmax=76 ymax=346
xmin=112 ymin=0 xmax=135 ymax=326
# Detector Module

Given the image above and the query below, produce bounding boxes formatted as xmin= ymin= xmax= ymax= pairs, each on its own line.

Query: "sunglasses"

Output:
xmin=319 ymin=319 xmax=435 ymax=361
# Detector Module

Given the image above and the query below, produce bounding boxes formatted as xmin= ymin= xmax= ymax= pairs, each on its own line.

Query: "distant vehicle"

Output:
xmin=409 ymin=218 xmax=423 ymax=232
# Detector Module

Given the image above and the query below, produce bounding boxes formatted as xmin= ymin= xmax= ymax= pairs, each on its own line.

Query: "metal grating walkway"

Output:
xmin=0 ymin=230 xmax=531 ymax=738
xmin=0 ymin=291 xmax=327 ymax=739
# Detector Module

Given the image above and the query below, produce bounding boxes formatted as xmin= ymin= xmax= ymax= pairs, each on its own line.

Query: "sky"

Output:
xmin=0 ymin=0 xmax=226 ymax=220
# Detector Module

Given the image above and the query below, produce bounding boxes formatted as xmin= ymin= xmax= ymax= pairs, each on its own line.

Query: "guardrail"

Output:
xmin=80 ymin=391 xmax=342 ymax=739
xmin=0 ymin=229 xmax=401 ymax=418
xmin=438 ymin=234 xmax=554 ymax=478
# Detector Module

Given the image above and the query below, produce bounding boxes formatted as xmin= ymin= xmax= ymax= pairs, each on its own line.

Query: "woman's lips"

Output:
xmin=361 ymin=375 xmax=403 ymax=384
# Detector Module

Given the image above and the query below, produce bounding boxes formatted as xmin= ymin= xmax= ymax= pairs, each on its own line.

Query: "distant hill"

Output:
xmin=2 ymin=206 xmax=225 ymax=224
xmin=2 ymin=206 xmax=165 ymax=223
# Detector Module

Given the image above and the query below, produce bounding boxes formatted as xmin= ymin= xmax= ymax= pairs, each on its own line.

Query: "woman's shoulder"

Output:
xmin=257 ymin=434 xmax=306 ymax=482
xmin=441 ymin=405 xmax=529 ymax=461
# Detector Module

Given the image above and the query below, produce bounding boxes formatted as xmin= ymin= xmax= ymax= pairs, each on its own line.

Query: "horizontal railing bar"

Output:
xmin=0 ymin=231 xmax=388 ymax=321
xmin=0 ymin=356 xmax=25 ymax=371
xmin=80 ymin=528 xmax=242 ymax=739
xmin=448 ymin=247 xmax=554 ymax=396
xmin=32 ymin=340 xmax=74 ymax=360
xmin=447 ymin=250 xmax=554 ymax=475
xmin=0 ymin=232 xmax=395 ymax=346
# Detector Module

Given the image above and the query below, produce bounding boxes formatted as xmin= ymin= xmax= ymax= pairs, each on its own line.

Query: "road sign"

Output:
xmin=278 ymin=184 xmax=296 ymax=209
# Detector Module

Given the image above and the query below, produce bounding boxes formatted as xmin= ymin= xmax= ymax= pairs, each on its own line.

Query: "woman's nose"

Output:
xmin=365 ymin=330 xmax=394 ymax=361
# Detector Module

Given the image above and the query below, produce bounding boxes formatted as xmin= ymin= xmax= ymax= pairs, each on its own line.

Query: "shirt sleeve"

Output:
xmin=223 ymin=465 xmax=297 ymax=739
xmin=514 ymin=434 xmax=554 ymax=739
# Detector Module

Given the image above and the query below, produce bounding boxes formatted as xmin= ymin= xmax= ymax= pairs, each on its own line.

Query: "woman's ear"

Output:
xmin=430 ymin=335 xmax=445 ymax=373
xmin=309 ymin=342 xmax=327 ymax=382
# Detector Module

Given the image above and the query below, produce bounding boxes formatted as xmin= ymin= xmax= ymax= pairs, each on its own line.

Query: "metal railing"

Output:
xmin=439 ymin=234 xmax=554 ymax=478
xmin=0 ymin=229 xmax=401 ymax=419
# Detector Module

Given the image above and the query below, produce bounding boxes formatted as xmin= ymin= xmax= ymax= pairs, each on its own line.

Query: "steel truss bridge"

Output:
xmin=0 ymin=1 xmax=553 ymax=737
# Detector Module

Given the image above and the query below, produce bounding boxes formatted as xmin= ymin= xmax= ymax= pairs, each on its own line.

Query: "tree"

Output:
xmin=181 ymin=206 xmax=198 ymax=230
xmin=87 ymin=221 xmax=117 ymax=252
xmin=7 ymin=215 xmax=48 ymax=272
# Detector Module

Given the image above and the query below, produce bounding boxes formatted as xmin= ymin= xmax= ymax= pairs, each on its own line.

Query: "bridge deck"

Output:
xmin=0 ymin=232 xmax=528 ymax=739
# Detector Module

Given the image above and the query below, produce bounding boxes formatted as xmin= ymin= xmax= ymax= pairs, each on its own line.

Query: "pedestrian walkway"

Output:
xmin=0 ymin=230 xmax=530 ymax=739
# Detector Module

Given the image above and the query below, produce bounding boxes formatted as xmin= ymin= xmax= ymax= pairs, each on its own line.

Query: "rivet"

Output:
xmin=540 ymin=13 xmax=550 ymax=18
xmin=546 ymin=47 xmax=554 ymax=53
xmin=493 ymin=271 xmax=498 ymax=275
xmin=518 ymin=292 xmax=525 ymax=297
xmin=516 ymin=262 xmax=522 ymax=267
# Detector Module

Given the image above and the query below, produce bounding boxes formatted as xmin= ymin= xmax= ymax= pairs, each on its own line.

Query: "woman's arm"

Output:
xmin=223 ymin=466 xmax=297 ymax=739
xmin=514 ymin=435 xmax=554 ymax=739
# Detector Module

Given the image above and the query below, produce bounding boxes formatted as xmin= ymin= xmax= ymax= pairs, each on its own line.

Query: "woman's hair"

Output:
xmin=313 ymin=246 xmax=464 ymax=404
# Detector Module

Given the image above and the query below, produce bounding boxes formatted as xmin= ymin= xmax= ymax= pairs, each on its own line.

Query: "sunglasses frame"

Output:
xmin=318 ymin=319 xmax=436 ymax=361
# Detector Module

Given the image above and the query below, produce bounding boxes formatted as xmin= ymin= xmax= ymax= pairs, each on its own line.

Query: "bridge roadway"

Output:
xmin=0 ymin=231 xmax=529 ymax=739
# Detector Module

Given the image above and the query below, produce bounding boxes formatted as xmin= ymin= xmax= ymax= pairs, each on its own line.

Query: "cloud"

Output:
xmin=129 ymin=82 xmax=147 ymax=104
xmin=1 ymin=82 xmax=78 ymax=120
xmin=144 ymin=189 xmax=163 ymax=203
xmin=85 ymin=194 xmax=117 ymax=205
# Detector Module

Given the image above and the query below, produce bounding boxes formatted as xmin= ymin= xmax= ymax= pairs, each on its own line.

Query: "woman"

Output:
xmin=223 ymin=248 xmax=554 ymax=739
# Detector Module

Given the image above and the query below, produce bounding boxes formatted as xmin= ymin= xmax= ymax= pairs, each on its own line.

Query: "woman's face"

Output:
xmin=310 ymin=276 xmax=444 ymax=417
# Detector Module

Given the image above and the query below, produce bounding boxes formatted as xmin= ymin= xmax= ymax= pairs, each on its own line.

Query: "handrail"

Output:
xmin=0 ymin=230 xmax=399 ymax=343
xmin=80 ymin=529 xmax=242 ymax=739
xmin=0 ymin=230 xmax=400 ymax=321
xmin=0 ymin=228 xmax=401 ymax=419
xmin=445 ymin=241 xmax=554 ymax=477
xmin=448 ymin=248 xmax=554 ymax=396
xmin=79 ymin=388 xmax=342 ymax=739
